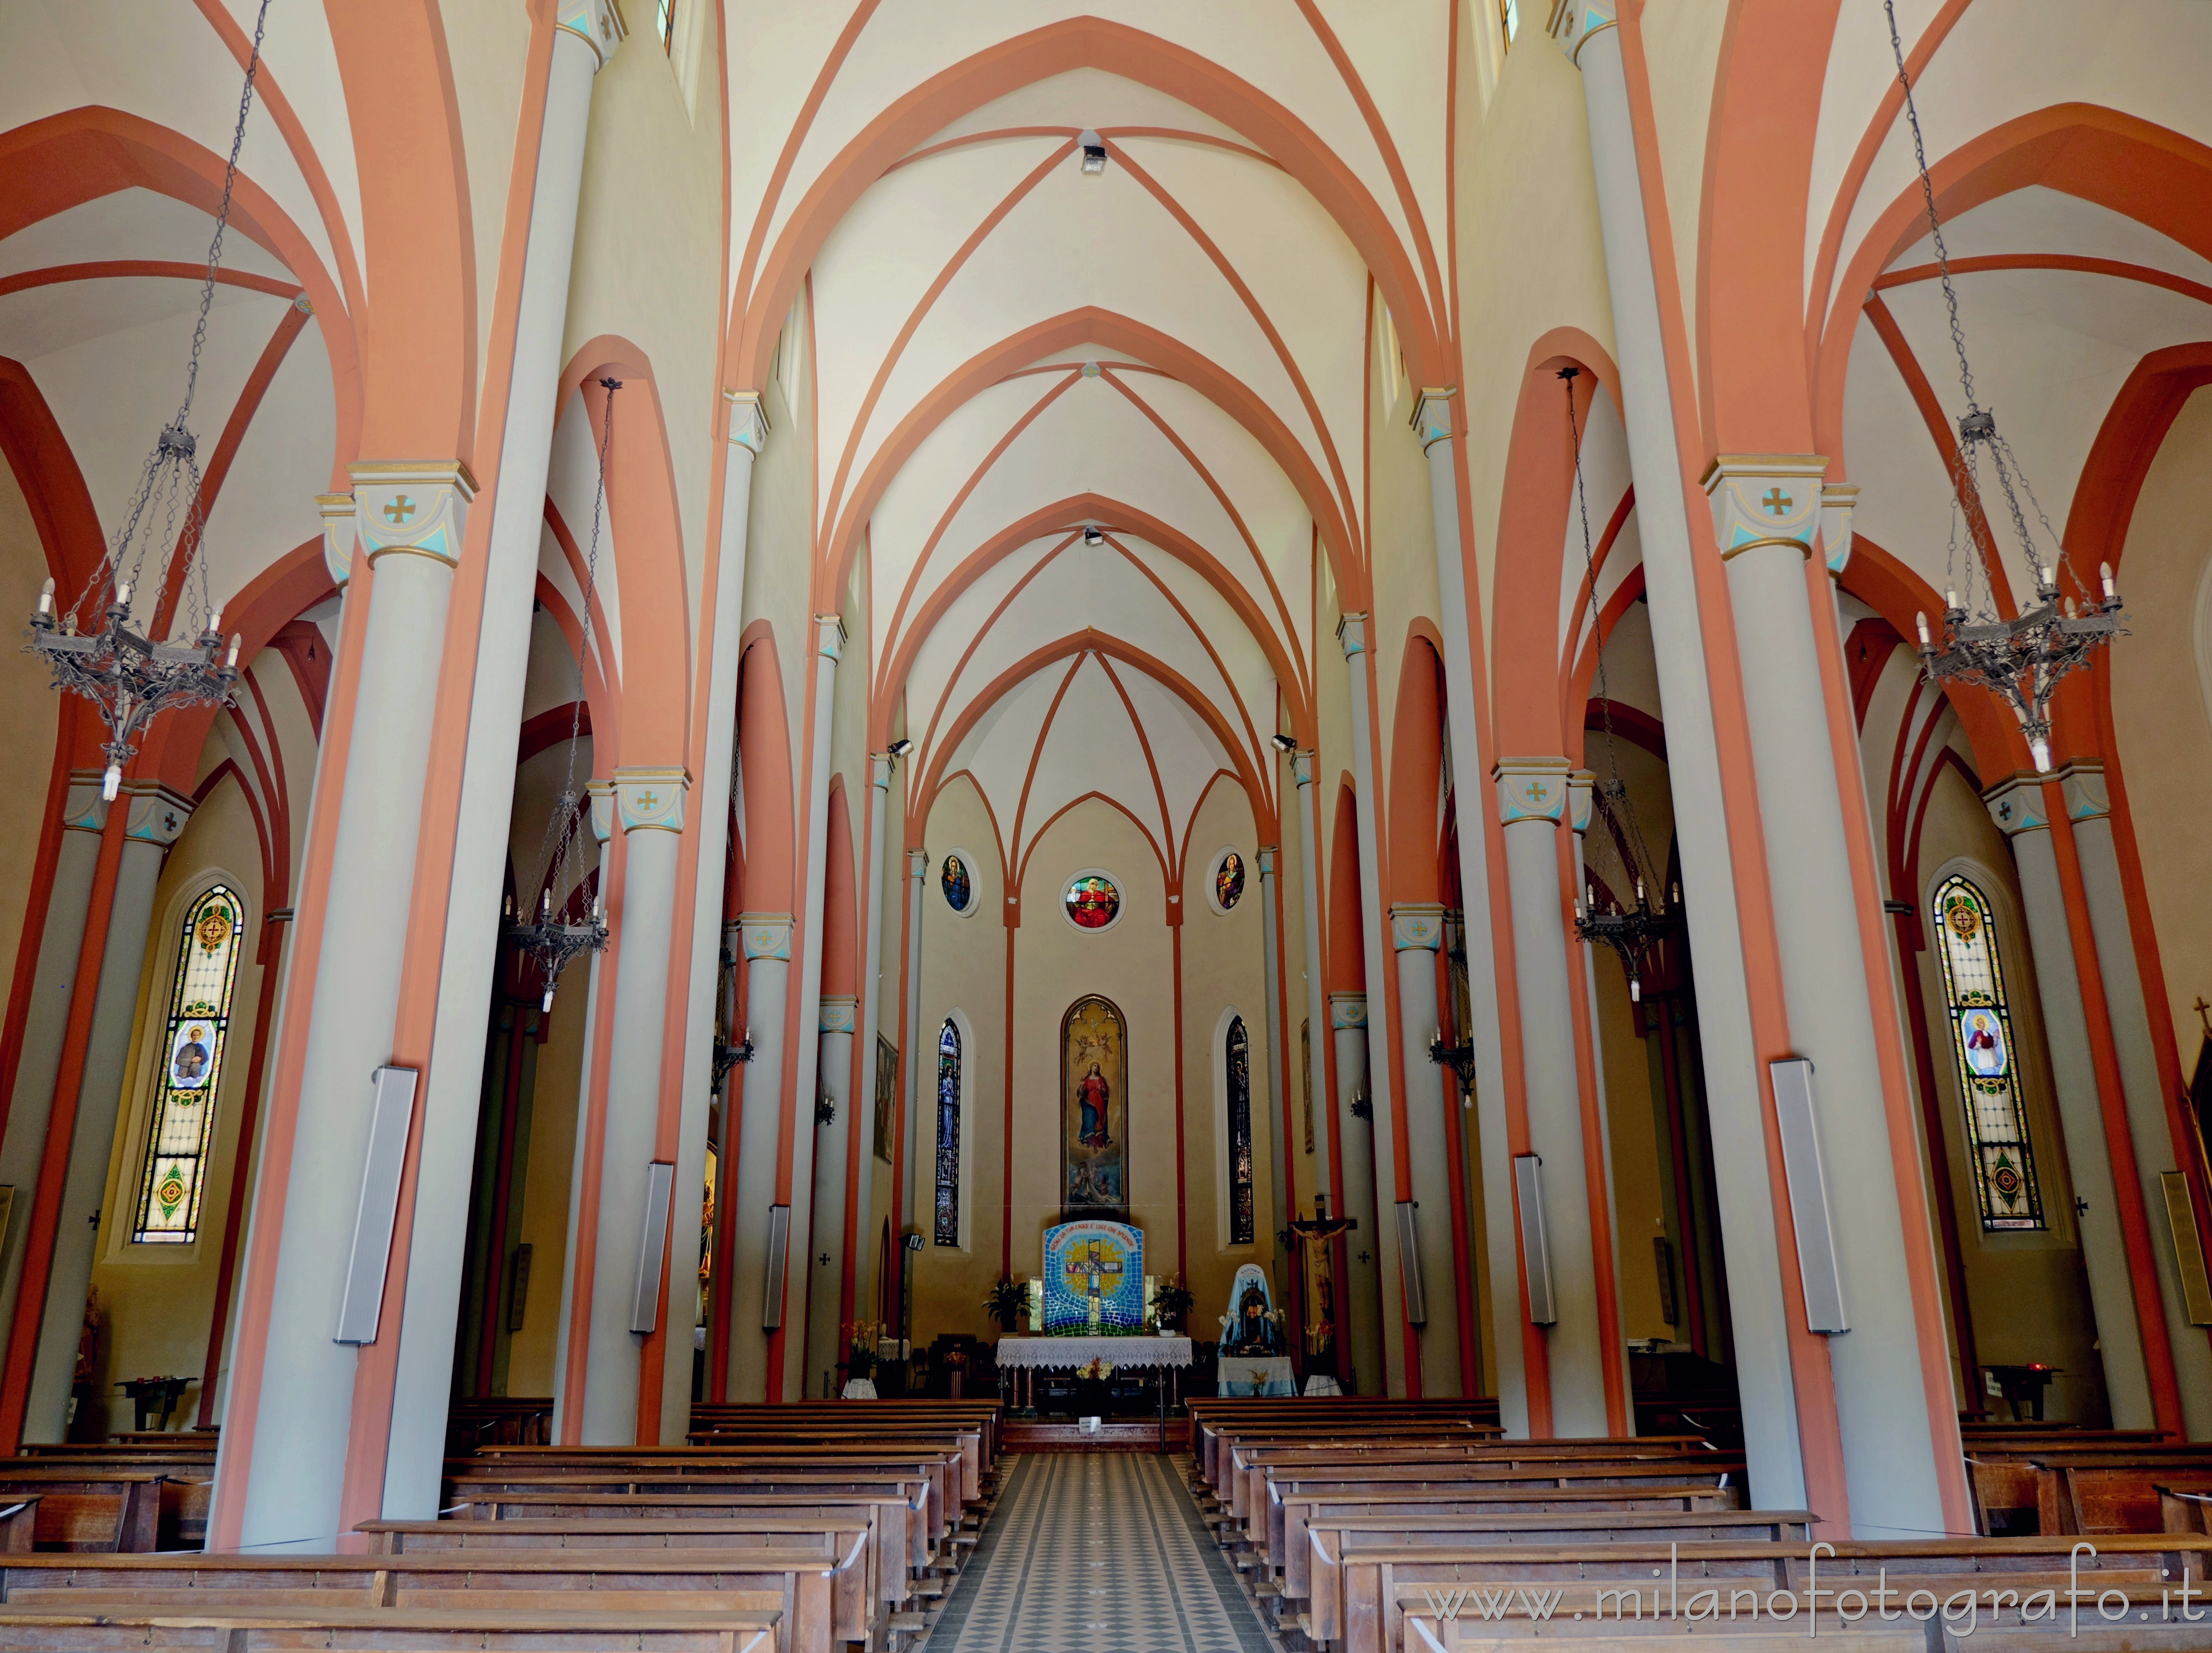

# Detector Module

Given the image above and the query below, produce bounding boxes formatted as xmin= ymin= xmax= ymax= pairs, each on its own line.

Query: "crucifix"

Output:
xmin=1288 ymin=1194 xmax=1358 ymax=1372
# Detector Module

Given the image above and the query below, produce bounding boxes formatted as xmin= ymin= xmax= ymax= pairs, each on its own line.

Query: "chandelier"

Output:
xmin=27 ymin=0 xmax=274 ymax=802
xmin=1559 ymin=368 xmax=1677 ymax=1003
xmin=505 ymin=377 xmax=620 ymax=1011
xmin=1885 ymin=0 xmax=2123 ymax=773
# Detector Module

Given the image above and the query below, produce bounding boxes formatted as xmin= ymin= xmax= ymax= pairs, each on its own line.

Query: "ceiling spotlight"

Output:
xmin=885 ymin=737 xmax=913 ymax=758
xmin=1270 ymin=734 xmax=1298 ymax=754
xmin=1078 ymin=129 xmax=1106 ymax=174
xmin=1082 ymin=526 xmax=1105 ymax=547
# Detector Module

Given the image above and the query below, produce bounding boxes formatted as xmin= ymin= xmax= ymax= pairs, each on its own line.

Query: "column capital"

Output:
xmin=120 ymin=781 xmax=194 ymax=846
xmin=1494 ymin=756 xmax=1570 ymax=825
xmin=1700 ymin=455 xmax=1827 ymax=564
xmin=1328 ymin=992 xmax=1369 ymax=1029
xmin=1288 ymin=748 xmax=1317 ymax=789
xmin=613 ymin=766 xmax=690 ymax=833
xmin=725 ymin=388 xmax=770 ymax=457
xmin=1549 ymin=0 xmax=1619 ymax=66
xmin=316 ymin=493 xmax=356 ymax=587
xmin=586 ymin=778 xmax=616 ymax=844
xmin=349 ymin=461 xmax=476 ymax=568
xmin=814 ymin=613 xmax=847 ymax=662
xmin=62 ymin=770 xmax=109 ymax=835
xmin=2055 ymin=760 xmax=2109 ymax=822
xmin=1257 ymin=846 xmax=1279 ymax=878
xmin=819 ymin=996 xmax=857 ymax=1034
xmin=1389 ymin=902 xmax=1447 ymax=952
xmin=555 ymin=0 xmax=627 ymax=69
xmin=1410 ymin=388 xmax=1457 ymax=451
xmin=1337 ymin=611 xmax=1369 ymax=659
xmin=1567 ymin=770 xmax=1597 ymax=836
xmin=1819 ymin=484 xmax=1859 ymax=577
xmin=737 ymin=912 xmax=794 ymax=961
xmin=907 ymin=847 xmax=929 ymax=877
xmin=1982 ymin=773 xmax=2051 ymax=838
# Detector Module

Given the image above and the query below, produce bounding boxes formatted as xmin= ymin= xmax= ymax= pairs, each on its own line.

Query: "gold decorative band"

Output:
xmin=364 ymin=542 xmax=461 ymax=569
xmin=1718 ymin=535 xmax=1813 ymax=563
xmin=1572 ymin=18 xmax=1618 ymax=63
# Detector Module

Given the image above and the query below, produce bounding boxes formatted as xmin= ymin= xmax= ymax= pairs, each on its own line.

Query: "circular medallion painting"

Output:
xmin=940 ymin=850 xmax=976 ymax=915
xmin=1063 ymin=871 xmax=1122 ymax=931
xmin=1211 ymin=847 xmax=1246 ymax=913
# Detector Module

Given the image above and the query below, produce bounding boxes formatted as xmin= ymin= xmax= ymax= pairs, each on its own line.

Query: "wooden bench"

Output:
xmin=0 ymin=1601 xmax=779 ymax=1650
xmin=2030 ymin=1454 xmax=2212 ymax=1536
xmin=0 ymin=1469 xmax=170 ymax=1551
xmin=1966 ymin=1442 xmax=2212 ymax=1536
xmin=1226 ymin=1437 xmax=1723 ymax=1527
xmin=446 ymin=1464 xmax=957 ymax=1551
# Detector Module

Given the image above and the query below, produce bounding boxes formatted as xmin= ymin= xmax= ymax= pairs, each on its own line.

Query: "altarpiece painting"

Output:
xmin=1061 ymin=995 xmax=1127 ymax=1216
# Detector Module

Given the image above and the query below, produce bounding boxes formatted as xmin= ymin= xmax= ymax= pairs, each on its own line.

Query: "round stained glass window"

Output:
xmin=940 ymin=851 xmax=975 ymax=915
xmin=1211 ymin=848 xmax=1246 ymax=913
xmin=1063 ymin=872 xmax=1122 ymax=931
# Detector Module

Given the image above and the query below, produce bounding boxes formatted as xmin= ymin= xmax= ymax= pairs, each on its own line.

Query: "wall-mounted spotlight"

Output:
xmin=1270 ymin=733 xmax=1298 ymax=754
xmin=886 ymin=737 xmax=913 ymax=758
xmin=1082 ymin=526 xmax=1105 ymax=547
xmin=1078 ymin=129 xmax=1106 ymax=174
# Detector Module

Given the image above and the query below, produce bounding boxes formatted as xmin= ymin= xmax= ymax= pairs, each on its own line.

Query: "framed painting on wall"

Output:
xmin=874 ymin=1035 xmax=899 ymax=1164
xmin=1061 ymin=995 xmax=1128 ymax=1217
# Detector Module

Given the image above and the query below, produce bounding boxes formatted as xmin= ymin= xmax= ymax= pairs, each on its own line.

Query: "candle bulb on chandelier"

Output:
xmin=113 ymin=582 xmax=130 ymax=610
xmin=101 ymin=764 xmax=121 ymax=802
xmin=36 ymin=579 xmax=52 ymax=617
xmin=1916 ymin=611 xmax=1931 ymax=647
xmin=2100 ymin=562 xmax=2116 ymax=601
xmin=207 ymin=605 xmax=223 ymax=636
xmin=225 ymin=634 xmax=240 ymax=669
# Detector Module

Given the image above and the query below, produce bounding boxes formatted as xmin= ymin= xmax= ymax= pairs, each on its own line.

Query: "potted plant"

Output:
xmin=983 ymin=1277 xmax=1029 ymax=1334
xmin=1151 ymin=1278 xmax=1194 ymax=1334
xmin=842 ymin=1320 xmax=881 ymax=1397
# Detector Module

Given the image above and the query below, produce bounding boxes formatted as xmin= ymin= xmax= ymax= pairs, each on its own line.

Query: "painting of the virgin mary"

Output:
xmin=1061 ymin=996 xmax=1128 ymax=1213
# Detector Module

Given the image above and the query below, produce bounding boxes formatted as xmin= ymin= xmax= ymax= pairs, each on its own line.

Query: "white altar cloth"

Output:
xmin=994 ymin=1335 xmax=1193 ymax=1369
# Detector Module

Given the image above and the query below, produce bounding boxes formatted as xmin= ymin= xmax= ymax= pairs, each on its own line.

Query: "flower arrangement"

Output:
xmin=1076 ymin=1356 xmax=1115 ymax=1380
xmin=1150 ymin=1278 xmax=1195 ymax=1332
xmin=846 ymin=1320 xmax=883 ymax=1376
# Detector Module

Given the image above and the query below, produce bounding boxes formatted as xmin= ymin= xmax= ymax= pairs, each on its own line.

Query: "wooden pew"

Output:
xmin=0 ymin=1544 xmax=854 ymax=1653
xmin=2030 ymin=1452 xmax=2212 ymax=1535
xmin=0 ymin=1468 xmax=168 ymax=1551
xmin=1967 ymin=1440 xmax=2212 ymax=1535
xmin=0 ymin=1602 xmax=779 ymax=1651
xmin=468 ymin=1441 xmax=975 ymax=1513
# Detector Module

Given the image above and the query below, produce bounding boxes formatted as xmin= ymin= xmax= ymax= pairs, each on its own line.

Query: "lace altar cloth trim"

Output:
xmin=993 ymin=1335 xmax=1193 ymax=1368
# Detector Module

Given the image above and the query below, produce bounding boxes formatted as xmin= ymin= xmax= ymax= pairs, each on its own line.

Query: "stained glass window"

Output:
xmin=934 ymin=1018 xmax=961 ymax=1247
xmin=1215 ymin=850 xmax=1245 ymax=911
xmin=132 ymin=884 xmax=245 ymax=1243
xmin=941 ymin=854 xmax=972 ymax=914
xmin=1064 ymin=873 xmax=1120 ymax=930
xmin=1932 ymin=874 xmax=2044 ymax=1230
xmin=1226 ymin=1015 xmax=1254 ymax=1245
xmin=656 ymin=0 xmax=676 ymax=51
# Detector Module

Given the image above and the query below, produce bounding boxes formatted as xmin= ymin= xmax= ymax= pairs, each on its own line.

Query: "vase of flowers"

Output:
xmin=1151 ymin=1278 xmax=1194 ymax=1334
xmin=846 ymin=1320 xmax=881 ymax=1380
xmin=983 ymin=1277 xmax=1029 ymax=1334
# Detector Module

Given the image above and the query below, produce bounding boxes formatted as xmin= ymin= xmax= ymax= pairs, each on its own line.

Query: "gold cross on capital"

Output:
xmin=384 ymin=495 xmax=417 ymax=525
xmin=1525 ymin=780 xmax=1547 ymax=804
xmin=637 ymin=790 xmax=659 ymax=812
xmin=1761 ymin=487 xmax=1792 ymax=516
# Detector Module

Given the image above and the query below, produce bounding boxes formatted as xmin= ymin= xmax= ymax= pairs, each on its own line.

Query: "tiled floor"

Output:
xmin=933 ymin=1452 xmax=1274 ymax=1653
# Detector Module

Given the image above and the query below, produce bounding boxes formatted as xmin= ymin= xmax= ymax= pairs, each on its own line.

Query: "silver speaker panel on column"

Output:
xmin=1769 ymin=1056 xmax=1848 ymax=1334
xmin=334 ymin=1065 xmax=417 ymax=1345
xmin=1513 ymin=1153 xmax=1556 ymax=1326
xmin=761 ymin=1204 xmax=791 ymax=1328
xmin=628 ymin=1161 xmax=675 ymax=1334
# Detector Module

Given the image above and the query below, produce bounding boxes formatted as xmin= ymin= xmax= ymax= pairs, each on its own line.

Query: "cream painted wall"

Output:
xmin=2110 ymin=387 xmax=2212 ymax=1080
xmin=1910 ymin=763 xmax=2103 ymax=1422
xmin=84 ymin=779 xmax=266 ymax=1434
xmin=0 ymin=454 xmax=62 ymax=1031
xmin=904 ymin=784 xmax=1278 ymax=1353
xmin=506 ymin=969 xmax=586 ymax=1397
xmin=1590 ymin=944 xmax=1669 ymax=1343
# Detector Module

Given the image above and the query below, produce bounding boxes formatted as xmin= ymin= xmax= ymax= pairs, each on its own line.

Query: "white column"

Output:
xmin=1983 ymin=775 xmax=2153 ymax=1425
xmin=1290 ymin=753 xmax=1333 ymax=1212
xmin=377 ymin=2 xmax=626 ymax=1505
xmin=1494 ymin=759 xmax=1607 ymax=1435
xmin=1567 ymin=768 xmax=1630 ymax=1426
xmin=778 ymin=615 xmax=843 ymax=1400
xmin=1412 ymin=388 xmax=1522 ymax=1418
xmin=1549 ymin=0 xmax=1805 ymax=1509
xmin=901 ymin=850 xmax=927 ymax=1265
xmin=0 ymin=776 xmax=107 ymax=1348
xmin=1707 ymin=458 xmax=1947 ymax=1532
xmin=1329 ymin=992 xmax=1384 ymax=1394
xmin=847 ymin=753 xmax=894 ymax=1337
xmin=225 ymin=461 xmax=474 ymax=1550
xmin=2058 ymin=764 xmax=2212 ymax=1437
xmin=1337 ymin=613 xmax=1407 ymax=1395
xmin=727 ymin=913 xmax=792 ymax=1401
xmin=549 ymin=791 xmax=613 ymax=1443
xmin=1390 ymin=902 xmax=1461 ymax=1398
xmin=659 ymin=391 xmax=768 ymax=1437
xmin=805 ymin=995 xmax=857 ymax=1397
xmin=568 ymin=770 xmax=688 ymax=1443
xmin=24 ymin=786 xmax=192 ymax=1442
xmin=1258 ymin=847 xmax=1288 ymax=1250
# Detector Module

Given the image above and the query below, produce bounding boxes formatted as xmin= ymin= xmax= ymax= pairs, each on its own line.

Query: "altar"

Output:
xmin=994 ymin=1334 xmax=1192 ymax=1416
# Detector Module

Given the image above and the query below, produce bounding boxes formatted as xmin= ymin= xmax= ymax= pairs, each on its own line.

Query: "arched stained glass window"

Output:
xmin=933 ymin=1018 xmax=961 ymax=1247
xmin=133 ymin=884 xmax=246 ymax=1243
xmin=1931 ymin=874 xmax=2045 ymax=1231
xmin=1226 ymin=1015 xmax=1254 ymax=1246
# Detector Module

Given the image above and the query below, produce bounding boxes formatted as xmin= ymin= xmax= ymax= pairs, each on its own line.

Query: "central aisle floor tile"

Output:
xmin=931 ymin=1452 xmax=1274 ymax=1653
